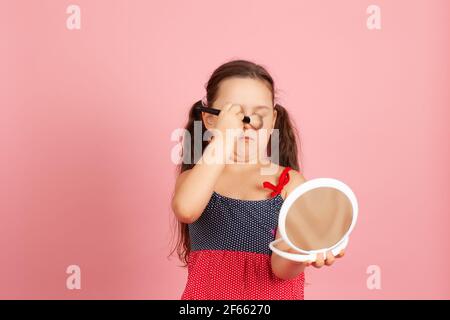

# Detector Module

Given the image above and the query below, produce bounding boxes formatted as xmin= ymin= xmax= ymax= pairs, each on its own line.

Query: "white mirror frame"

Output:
xmin=269 ymin=178 xmax=358 ymax=262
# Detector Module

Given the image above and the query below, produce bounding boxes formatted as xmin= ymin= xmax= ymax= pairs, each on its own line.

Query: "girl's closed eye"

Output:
xmin=253 ymin=106 xmax=272 ymax=117
xmin=242 ymin=106 xmax=268 ymax=118
xmin=256 ymin=111 xmax=270 ymax=117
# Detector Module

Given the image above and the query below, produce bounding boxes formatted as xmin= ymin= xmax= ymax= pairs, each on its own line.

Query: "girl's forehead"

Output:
xmin=212 ymin=96 xmax=274 ymax=111
xmin=212 ymin=102 xmax=274 ymax=111
xmin=214 ymin=77 xmax=273 ymax=107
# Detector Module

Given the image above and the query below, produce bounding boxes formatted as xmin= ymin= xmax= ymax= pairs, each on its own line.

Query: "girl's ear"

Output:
xmin=201 ymin=112 xmax=216 ymax=130
xmin=271 ymin=107 xmax=278 ymax=131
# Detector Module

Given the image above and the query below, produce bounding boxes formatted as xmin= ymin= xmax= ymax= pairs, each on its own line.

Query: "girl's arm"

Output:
xmin=271 ymin=228 xmax=307 ymax=280
xmin=172 ymin=135 xmax=227 ymax=224
xmin=172 ymin=103 xmax=245 ymax=224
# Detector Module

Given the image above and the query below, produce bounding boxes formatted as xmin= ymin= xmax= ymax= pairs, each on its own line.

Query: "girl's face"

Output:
xmin=202 ymin=77 xmax=277 ymax=163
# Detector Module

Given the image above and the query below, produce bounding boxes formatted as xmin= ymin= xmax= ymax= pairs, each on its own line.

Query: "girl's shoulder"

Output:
xmin=278 ymin=165 xmax=307 ymax=200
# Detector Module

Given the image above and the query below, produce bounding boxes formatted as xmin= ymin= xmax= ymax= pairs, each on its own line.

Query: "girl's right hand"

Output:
xmin=210 ymin=103 xmax=246 ymax=161
xmin=214 ymin=103 xmax=245 ymax=140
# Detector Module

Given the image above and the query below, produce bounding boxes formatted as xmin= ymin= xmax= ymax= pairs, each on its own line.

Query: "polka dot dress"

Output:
xmin=181 ymin=166 xmax=305 ymax=300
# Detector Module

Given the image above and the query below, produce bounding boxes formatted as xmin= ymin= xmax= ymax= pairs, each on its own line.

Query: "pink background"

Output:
xmin=1 ymin=0 xmax=449 ymax=299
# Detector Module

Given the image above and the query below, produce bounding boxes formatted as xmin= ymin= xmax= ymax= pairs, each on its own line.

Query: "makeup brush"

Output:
xmin=194 ymin=100 xmax=263 ymax=129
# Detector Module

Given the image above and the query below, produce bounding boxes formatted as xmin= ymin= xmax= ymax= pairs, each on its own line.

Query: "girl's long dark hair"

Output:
xmin=168 ymin=59 xmax=302 ymax=267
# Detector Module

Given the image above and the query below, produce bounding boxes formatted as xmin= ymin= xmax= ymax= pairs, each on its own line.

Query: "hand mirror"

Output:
xmin=269 ymin=178 xmax=358 ymax=262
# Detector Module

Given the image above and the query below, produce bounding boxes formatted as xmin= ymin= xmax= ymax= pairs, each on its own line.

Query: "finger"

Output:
xmin=325 ymin=250 xmax=335 ymax=266
xmin=337 ymin=249 xmax=345 ymax=258
xmin=230 ymin=104 xmax=243 ymax=114
xmin=221 ymin=103 xmax=234 ymax=112
xmin=313 ymin=253 xmax=325 ymax=268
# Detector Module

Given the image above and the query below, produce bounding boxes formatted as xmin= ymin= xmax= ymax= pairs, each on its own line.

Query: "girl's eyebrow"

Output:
xmin=253 ymin=105 xmax=271 ymax=110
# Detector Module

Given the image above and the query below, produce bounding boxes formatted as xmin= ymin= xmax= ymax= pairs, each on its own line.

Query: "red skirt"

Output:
xmin=181 ymin=250 xmax=305 ymax=300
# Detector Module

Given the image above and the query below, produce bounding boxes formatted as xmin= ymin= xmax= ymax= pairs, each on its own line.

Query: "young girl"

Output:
xmin=170 ymin=59 xmax=344 ymax=300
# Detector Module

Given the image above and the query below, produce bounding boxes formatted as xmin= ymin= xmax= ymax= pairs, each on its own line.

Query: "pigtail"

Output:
xmin=169 ymin=100 xmax=207 ymax=267
xmin=178 ymin=100 xmax=208 ymax=174
xmin=269 ymin=103 xmax=302 ymax=172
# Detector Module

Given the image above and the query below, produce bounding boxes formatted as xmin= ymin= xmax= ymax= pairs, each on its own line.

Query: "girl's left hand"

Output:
xmin=306 ymin=249 xmax=345 ymax=268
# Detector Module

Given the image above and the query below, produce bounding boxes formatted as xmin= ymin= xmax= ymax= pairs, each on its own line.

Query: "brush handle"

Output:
xmin=195 ymin=104 xmax=251 ymax=124
xmin=195 ymin=105 xmax=220 ymax=115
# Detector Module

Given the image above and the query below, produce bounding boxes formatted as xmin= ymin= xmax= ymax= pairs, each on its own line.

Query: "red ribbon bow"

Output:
xmin=262 ymin=167 xmax=292 ymax=197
